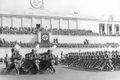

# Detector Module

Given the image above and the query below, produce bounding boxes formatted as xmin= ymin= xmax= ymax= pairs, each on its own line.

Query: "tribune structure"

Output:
xmin=0 ymin=0 xmax=120 ymax=57
xmin=0 ymin=0 xmax=120 ymax=35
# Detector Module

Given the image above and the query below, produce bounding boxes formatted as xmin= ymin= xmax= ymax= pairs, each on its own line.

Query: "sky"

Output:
xmin=0 ymin=0 xmax=120 ymax=19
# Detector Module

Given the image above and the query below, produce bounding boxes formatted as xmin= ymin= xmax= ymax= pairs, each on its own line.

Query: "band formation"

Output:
xmin=1 ymin=41 xmax=120 ymax=75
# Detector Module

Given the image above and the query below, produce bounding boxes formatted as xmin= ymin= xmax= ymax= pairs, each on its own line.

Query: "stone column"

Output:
xmin=37 ymin=31 xmax=41 ymax=43
xmin=68 ymin=19 xmax=69 ymax=29
xmin=1 ymin=16 xmax=3 ymax=26
xmin=11 ymin=16 xmax=13 ymax=27
xmin=112 ymin=24 xmax=115 ymax=35
xmin=76 ymin=19 xmax=78 ymax=29
xmin=107 ymin=24 xmax=112 ymax=35
xmin=59 ymin=18 xmax=61 ymax=29
xmin=21 ymin=17 xmax=23 ymax=27
xmin=41 ymin=18 xmax=43 ymax=27
xmin=50 ymin=18 xmax=52 ymax=29
xmin=105 ymin=24 xmax=107 ymax=35
xmin=31 ymin=17 xmax=33 ymax=27
xmin=114 ymin=24 xmax=119 ymax=35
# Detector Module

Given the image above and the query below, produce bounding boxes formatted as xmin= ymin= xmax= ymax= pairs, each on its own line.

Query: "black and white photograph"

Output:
xmin=0 ymin=0 xmax=120 ymax=80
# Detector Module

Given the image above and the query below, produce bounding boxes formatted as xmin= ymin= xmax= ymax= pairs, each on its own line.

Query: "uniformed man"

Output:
xmin=45 ymin=49 xmax=55 ymax=72
xmin=99 ymin=50 xmax=114 ymax=71
xmin=6 ymin=44 xmax=22 ymax=74
xmin=4 ymin=53 xmax=9 ymax=68
xmin=24 ymin=49 xmax=39 ymax=72
xmin=11 ymin=48 xmax=22 ymax=62
xmin=33 ymin=48 xmax=40 ymax=71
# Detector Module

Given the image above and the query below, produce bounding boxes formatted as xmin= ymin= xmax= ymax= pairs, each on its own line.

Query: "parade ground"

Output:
xmin=0 ymin=64 xmax=120 ymax=80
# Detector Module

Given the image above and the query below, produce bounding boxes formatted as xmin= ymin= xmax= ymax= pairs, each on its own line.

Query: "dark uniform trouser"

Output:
xmin=4 ymin=61 xmax=9 ymax=68
xmin=7 ymin=62 xmax=15 ymax=72
xmin=27 ymin=60 xmax=36 ymax=70
xmin=43 ymin=60 xmax=51 ymax=70
xmin=100 ymin=59 xmax=114 ymax=70
xmin=43 ymin=60 xmax=55 ymax=72
xmin=22 ymin=60 xmax=32 ymax=68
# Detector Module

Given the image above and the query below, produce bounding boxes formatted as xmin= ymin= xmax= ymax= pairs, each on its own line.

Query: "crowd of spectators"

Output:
xmin=0 ymin=26 xmax=38 ymax=34
xmin=51 ymin=28 xmax=99 ymax=36
xmin=1 ymin=26 xmax=120 ymax=36
xmin=0 ymin=26 xmax=119 ymax=48
xmin=0 ymin=26 xmax=99 ymax=36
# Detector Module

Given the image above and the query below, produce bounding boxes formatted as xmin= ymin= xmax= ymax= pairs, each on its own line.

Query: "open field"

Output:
xmin=0 ymin=64 xmax=120 ymax=80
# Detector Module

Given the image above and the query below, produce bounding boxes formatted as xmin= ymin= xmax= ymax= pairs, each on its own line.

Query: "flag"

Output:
xmin=41 ymin=32 xmax=49 ymax=43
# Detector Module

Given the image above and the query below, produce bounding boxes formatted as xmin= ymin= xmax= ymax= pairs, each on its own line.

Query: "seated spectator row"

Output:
xmin=1 ymin=26 xmax=120 ymax=36
xmin=51 ymin=28 xmax=99 ymax=36
xmin=0 ymin=26 xmax=99 ymax=36
xmin=0 ymin=26 xmax=38 ymax=34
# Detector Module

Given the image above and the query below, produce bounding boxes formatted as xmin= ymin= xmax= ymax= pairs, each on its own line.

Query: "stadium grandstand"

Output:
xmin=0 ymin=0 xmax=120 ymax=58
xmin=1 ymin=0 xmax=120 ymax=77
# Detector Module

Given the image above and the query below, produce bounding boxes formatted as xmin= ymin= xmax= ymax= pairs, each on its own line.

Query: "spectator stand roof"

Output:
xmin=0 ymin=8 xmax=98 ymax=21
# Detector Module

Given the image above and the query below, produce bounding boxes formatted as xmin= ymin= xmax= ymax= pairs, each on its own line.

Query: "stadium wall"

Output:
xmin=0 ymin=34 xmax=37 ymax=43
xmin=50 ymin=35 xmax=120 ymax=44
xmin=78 ymin=20 xmax=99 ymax=33
xmin=1 ymin=33 xmax=120 ymax=44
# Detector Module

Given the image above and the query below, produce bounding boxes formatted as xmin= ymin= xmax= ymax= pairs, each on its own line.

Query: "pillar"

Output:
xmin=50 ymin=18 xmax=52 ymax=29
xmin=11 ymin=16 xmax=13 ymax=27
xmin=1 ymin=16 xmax=3 ymax=26
xmin=21 ymin=17 xmax=23 ymax=27
xmin=68 ymin=19 xmax=69 ymax=29
xmin=76 ymin=19 xmax=78 ymax=29
xmin=31 ymin=17 xmax=33 ymax=27
xmin=59 ymin=18 xmax=61 ymax=29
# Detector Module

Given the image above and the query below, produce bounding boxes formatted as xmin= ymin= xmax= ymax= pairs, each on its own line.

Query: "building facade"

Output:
xmin=0 ymin=0 xmax=120 ymax=57
xmin=0 ymin=0 xmax=120 ymax=36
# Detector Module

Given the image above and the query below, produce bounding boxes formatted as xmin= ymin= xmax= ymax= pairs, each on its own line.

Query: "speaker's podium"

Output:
xmin=37 ymin=31 xmax=52 ymax=45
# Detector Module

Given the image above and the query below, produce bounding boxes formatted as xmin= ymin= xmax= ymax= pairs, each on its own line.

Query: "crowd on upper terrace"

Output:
xmin=51 ymin=28 xmax=99 ymax=36
xmin=0 ymin=26 xmax=99 ymax=36
xmin=0 ymin=26 xmax=38 ymax=34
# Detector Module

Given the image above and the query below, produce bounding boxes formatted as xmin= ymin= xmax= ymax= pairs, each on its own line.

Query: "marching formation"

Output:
xmin=63 ymin=50 xmax=120 ymax=71
xmin=3 ymin=44 xmax=56 ymax=75
xmin=2 ymin=43 xmax=120 ymax=75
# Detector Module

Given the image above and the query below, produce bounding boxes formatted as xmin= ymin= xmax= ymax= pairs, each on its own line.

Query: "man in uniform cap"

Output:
xmin=42 ymin=49 xmax=55 ymax=72
xmin=6 ymin=44 xmax=22 ymax=74
xmin=4 ymin=53 xmax=9 ymax=68
xmin=23 ymin=44 xmax=39 ymax=72
xmin=11 ymin=44 xmax=21 ymax=60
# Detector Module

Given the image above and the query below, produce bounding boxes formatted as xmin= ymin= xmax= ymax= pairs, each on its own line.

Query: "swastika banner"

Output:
xmin=41 ymin=32 xmax=49 ymax=43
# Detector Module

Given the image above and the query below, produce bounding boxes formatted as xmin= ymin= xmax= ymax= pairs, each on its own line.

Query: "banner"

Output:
xmin=41 ymin=32 xmax=49 ymax=43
